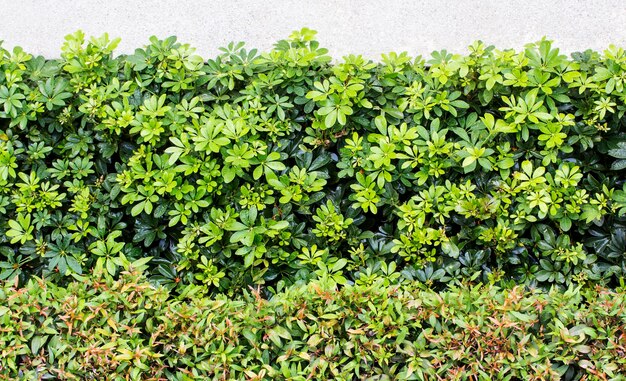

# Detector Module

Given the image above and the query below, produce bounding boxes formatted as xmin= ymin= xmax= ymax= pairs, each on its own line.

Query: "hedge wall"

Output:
xmin=2 ymin=30 xmax=626 ymax=294
xmin=2 ymin=266 xmax=626 ymax=380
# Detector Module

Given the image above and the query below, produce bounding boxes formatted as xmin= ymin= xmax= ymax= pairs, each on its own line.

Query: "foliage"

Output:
xmin=2 ymin=265 xmax=626 ymax=380
xmin=2 ymin=30 xmax=626 ymax=294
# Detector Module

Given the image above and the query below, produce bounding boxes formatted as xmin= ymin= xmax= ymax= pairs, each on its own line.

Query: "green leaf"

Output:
xmin=30 ymin=336 xmax=47 ymax=355
xmin=243 ymin=251 xmax=254 ymax=268
xmin=441 ymin=241 xmax=459 ymax=258
xmin=611 ymin=159 xmax=626 ymax=170
xmin=374 ymin=115 xmax=387 ymax=135
xmin=324 ymin=109 xmax=337 ymax=128
xmin=271 ymin=221 xmax=289 ymax=230
xmin=222 ymin=165 xmax=237 ymax=183
xmin=253 ymin=165 xmax=264 ymax=180
xmin=131 ymin=202 xmax=145 ymax=217
xmin=266 ymin=160 xmax=286 ymax=171
xmin=331 ymin=258 xmax=348 ymax=273
xmin=609 ymin=142 xmax=626 ymax=159
xmin=559 ymin=217 xmax=572 ymax=232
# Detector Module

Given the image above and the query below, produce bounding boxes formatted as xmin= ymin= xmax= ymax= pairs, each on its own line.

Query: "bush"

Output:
xmin=2 ymin=264 xmax=626 ymax=380
xmin=1 ymin=30 xmax=626 ymax=294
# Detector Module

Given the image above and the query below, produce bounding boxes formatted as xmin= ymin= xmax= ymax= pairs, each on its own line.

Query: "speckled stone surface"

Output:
xmin=1 ymin=0 xmax=625 ymax=59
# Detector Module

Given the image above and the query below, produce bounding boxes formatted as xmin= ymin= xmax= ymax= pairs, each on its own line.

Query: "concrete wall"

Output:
xmin=1 ymin=0 xmax=625 ymax=59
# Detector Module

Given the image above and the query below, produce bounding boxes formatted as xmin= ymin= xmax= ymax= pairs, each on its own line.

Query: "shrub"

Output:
xmin=1 ymin=30 xmax=626 ymax=294
xmin=2 ymin=263 xmax=626 ymax=380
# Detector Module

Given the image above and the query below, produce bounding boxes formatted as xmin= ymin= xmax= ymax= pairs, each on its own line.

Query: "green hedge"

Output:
xmin=2 ymin=264 xmax=626 ymax=380
xmin=2 ymin=29 xmax=626 ymax=294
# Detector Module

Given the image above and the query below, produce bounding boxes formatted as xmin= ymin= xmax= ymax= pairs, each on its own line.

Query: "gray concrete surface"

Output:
xmin=0 ymin=0 xmax=625 ymax=60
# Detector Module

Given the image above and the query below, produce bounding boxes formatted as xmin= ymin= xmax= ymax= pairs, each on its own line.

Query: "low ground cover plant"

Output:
xmin=2 ymin=264 xmax=626 ymax=380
